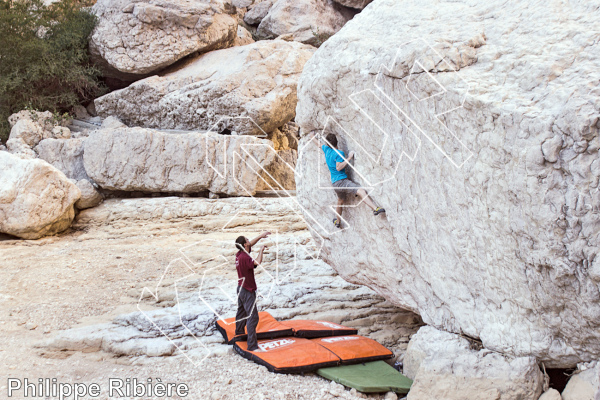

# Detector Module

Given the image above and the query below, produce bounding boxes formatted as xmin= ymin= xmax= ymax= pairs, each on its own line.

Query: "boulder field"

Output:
xmin=94 ymin=40 xmax=315 ymax=136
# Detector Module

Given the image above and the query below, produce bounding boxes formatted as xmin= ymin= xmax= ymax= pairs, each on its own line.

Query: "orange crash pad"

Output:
xmin=215 ymin=311 xmax=293 ymax=344
xmin=312 ymin=335 xmax=393 ymax=365
xmin=234 ymin=337 xmax=340 ymax=373
xmin=280 ymin=319 xmax=358 ymax=339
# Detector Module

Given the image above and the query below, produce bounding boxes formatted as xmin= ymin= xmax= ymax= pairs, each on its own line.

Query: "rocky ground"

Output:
xmin=0 ymin=196 xmax=421 ymax=399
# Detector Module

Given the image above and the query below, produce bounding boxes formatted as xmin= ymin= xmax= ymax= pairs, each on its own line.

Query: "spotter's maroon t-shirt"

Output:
xmin=236 ymin=248 xmax=257 ymax=291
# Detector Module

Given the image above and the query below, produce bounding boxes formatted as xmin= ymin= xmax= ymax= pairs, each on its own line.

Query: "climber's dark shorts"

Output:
xmin=332 ymin=178 xmax=360 ymax=200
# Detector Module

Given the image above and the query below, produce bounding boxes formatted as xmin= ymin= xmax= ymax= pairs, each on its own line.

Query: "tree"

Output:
xmin=0 ymin=0 xmax=105 ymax=143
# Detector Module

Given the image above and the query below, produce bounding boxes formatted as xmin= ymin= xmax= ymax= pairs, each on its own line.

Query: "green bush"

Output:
xmin=0 ymin=0 xmax=105 ymax=143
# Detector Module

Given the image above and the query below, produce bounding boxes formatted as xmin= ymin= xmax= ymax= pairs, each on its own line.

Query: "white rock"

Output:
xmin=100 ymin=116 xmax=126 ymax=130
xmin=384 ymin=392 xmax=398 ymax=400
xmin=332 ymin=0 xmax=371 ymax=9
xmin=539 ymin=389 xmax=562 ymax=400
xmin=0 ymin=152 xmax=80 ymax=239
xmin=232 ymin=0 xmax=253 ymax=7
xmin=35 ymin=138 xmax=89 ymax=181
xmin=82 ymin=127 xmax=280 ymax=195
xmin=243 ymin=0 xmax=272 ymax=25
xmin=8 ymin=110 xmax=72 ymax=158
xmin=50 ymin=126 xmax=71 ymax=139
xmin=75 ymin=179 xmax=103 ymax=210
xmin=89 ymin=0 xmax=238 ymax=75
xmin=95 ymin=40 xmax=314 ymax=136
xmin=9 ymin=119 xmax=45 ymax=147
xmin=233 ymin=25 xmax=255 ymax=46
xmin=404 ymin=327 xmax=543 ymax=400
xmin=8 ymin=110 xmax=54 ymax=129
xmin=6 ymin=138 xmax=37 ymax=159
xmin=257 ymin=0 xmax=353 ymax=46
xmin=562 ymin=363 xmax=600 ymax=400
xmin=295 ymin=0 xmax=600 ymax=367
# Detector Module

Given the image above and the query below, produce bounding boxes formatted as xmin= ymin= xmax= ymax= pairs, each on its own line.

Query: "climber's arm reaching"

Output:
xmin=249 ymin=231 xmax=270 ymax=247
xmin=336 ymin=151 xmax=354 ymax=171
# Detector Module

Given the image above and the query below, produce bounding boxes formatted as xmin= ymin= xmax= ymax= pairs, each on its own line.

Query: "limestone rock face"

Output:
xmin=404 ymin=327 xmax=543 ymax=400
xmin=95 ymin=40 xmax=314 ymax=136
xmin=332 ymin=0 xmax=371 ymax=9
xmin=256 ymin=148 xmax=297 ymax=191
xmin=269 ymin=121 xmax=299 ymax=150
xmin=295 ymin=0 xmax=600 ymax=367
xmin=35 ymin=138 xmax=89 ymax=181
xmin=257 ymin=0 xmax=354 ymax=46
xmin=83 ymin=127 xmax=282 ymax=195
xmin=0 ymin=152 xmax=80 ymax=239
xmin=562 ymin=362 xmax=600 ymax=400
xmin=89 ymin=0 xmax=238 ymax=75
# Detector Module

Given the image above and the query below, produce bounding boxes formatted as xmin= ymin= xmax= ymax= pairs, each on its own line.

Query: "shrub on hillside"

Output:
xmin=0 ymin=0 xmax=105 ymax=143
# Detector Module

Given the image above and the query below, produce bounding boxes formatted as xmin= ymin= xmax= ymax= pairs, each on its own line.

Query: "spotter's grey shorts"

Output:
xmin=332 ymin=178 xmax=360 ymax=199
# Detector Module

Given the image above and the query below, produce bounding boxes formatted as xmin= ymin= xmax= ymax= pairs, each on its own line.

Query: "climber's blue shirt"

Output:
xmin=322 ymin=145 xmax=348 ymax=183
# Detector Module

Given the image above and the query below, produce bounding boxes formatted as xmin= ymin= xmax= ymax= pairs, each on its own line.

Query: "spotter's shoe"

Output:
xmin=373 ymin=207 xmax=386 ymax=216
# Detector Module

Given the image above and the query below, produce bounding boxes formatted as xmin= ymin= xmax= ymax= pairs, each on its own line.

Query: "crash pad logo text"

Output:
xmin=258 ymin=338 xmax=295 ymax=351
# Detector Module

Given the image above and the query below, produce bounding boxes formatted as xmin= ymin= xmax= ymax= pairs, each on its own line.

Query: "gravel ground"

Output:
xmin=0 ymin=197 xmax=417 ymax=400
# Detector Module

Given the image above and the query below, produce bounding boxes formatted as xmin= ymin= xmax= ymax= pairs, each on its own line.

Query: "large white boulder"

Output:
xmin=82 ymin=127 xmax=291 ymax=195
xmin=404 ymin=326 xmax=543 ymax=400
xmin=89 ymin=0 xmax=238 ymax=76
xmin=562 ymin=362 xmax=600 ymax=400
xmin=295 ymin=0 xmax=600 ymax=367
xmin=0 ymin=152 xmax=81 ymax=239
xmin=95 ymin=40 xmax=314 ymax=136
xmin=256 ymin=0 xmax=354 ymax=46
xmin=35 ymin=138 xmax=89 ymax=181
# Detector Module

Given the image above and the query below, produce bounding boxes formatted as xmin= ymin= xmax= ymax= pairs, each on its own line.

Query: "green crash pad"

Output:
xmin=317 ymin=361 xmax=412 ymax=394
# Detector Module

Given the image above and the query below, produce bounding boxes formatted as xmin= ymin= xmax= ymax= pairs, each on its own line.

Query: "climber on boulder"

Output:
xmin=234 ymin=231 xmax=270 ymax=351
xmin=318 ymin=133 xmax=385 ymax=228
